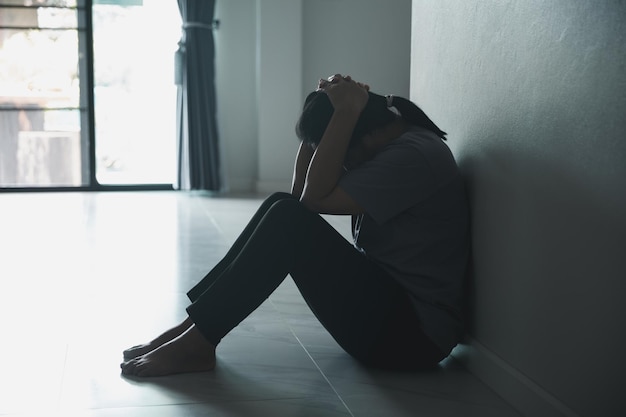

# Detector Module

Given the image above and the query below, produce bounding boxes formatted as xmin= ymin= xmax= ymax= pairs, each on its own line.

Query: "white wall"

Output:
xmin=214 ymin=0 xmax=412 ymax=193
xmin=214 ymin=0 xmax=258 ymax=192
xmin=256 ymin=0 xmax=303 ymax=192
xmin=411 ymin=1 xmax=626 ymax=416
xmin=302 ymin=0 xmax=412 ymax=101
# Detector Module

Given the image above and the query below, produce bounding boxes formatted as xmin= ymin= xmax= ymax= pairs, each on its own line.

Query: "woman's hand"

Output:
xmin=317 ymin=74 xmax=369 ymax=114
xmin=317 ymin=74 xmax=370 ymax=91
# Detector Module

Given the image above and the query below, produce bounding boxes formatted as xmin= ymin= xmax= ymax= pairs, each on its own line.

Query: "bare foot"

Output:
xmin=123 ymin=317 xmax=193 ymax=360
xmin=120 ymin=324 xmax=216 ymax=377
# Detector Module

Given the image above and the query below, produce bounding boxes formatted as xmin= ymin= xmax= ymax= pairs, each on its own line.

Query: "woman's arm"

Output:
xmin=301 ymin=107 xmax=359 ymax=202
xmin=300 ymin=76 xmax=368 ymax=214
xmin=291 ymin=140 xmax=314 ymax=199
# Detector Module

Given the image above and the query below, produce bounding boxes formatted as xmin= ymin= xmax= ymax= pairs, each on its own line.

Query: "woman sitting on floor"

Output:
xmin=121 ymin=74 xmax=470 ymax=376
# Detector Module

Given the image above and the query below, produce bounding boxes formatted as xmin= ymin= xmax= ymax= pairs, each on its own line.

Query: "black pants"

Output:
xmin=186 ymin=192 xmax=445 ymax=370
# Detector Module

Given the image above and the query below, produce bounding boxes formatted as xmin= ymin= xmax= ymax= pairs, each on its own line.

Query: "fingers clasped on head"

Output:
xmin=315 ymin=74 xmax=370 ymax=113
xmin=317 ymin=74 xmax=369 ymax=92
xmin=318 ymin=73 xmax=343 ymax=90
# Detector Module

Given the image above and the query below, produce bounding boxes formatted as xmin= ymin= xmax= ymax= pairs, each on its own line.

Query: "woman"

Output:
xmin=121 ymin=74 xmax=469 ymax=376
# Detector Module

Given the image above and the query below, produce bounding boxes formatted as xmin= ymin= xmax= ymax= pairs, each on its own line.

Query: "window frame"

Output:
xmin=0 ymin=0 xmax=174 ymax=192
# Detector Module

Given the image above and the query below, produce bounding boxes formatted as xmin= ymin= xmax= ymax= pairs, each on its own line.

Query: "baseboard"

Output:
xmin=451 ymin=338 xmax=580 ymax=417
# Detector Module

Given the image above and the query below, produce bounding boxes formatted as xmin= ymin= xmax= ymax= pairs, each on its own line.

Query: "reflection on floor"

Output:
xmin=0 ymin=191 xmax=521 ymax=417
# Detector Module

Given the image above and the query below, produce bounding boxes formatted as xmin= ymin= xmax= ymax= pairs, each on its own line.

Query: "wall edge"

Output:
xmin=451 ymin=339 xmax=580 ymax=417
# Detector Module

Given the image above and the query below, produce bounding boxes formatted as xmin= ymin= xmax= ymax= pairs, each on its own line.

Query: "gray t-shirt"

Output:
xmin=338 ymin=125 xmax=470 ymax=355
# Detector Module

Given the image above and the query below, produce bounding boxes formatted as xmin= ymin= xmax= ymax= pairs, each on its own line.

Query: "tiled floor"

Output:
xmin=0 ymin=191 xmax=522 ymax=417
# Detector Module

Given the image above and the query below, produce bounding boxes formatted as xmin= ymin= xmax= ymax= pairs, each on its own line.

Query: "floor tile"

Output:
xmin=305 ymin=348 xmax=522 ymax=417
xmin=0 ymin=191 xmax=522 ymax=417
xmin=57 ymin=296 xmax=348 ymax=414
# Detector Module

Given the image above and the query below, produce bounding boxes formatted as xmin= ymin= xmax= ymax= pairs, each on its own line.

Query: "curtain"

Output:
xmin=175 ymin=0 xmax=221 ymax=191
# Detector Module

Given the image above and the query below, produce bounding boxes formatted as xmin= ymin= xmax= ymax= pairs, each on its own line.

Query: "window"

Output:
xmin=92 ymin=0 xmax=180 ymax=185
xmin=0 ymin=0 xmax=86 ymax=187
xmin=0 ymin=0 xmax=180 ymax=189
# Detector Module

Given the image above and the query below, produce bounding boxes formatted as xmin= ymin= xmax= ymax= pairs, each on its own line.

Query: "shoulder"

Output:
xmin=392 ymin=126 xmax=456 ymax=165
xmin=390 ymin=126 xmax=447 ymax=152
xmin=370 ymin=126 xmax=448 ymax=169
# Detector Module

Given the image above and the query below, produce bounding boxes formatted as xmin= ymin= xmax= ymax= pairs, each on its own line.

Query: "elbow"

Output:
xmin=290 ymin=188 xmax=302 ymax=200
xmin=299 ymin=194 xmax=323 ymax=213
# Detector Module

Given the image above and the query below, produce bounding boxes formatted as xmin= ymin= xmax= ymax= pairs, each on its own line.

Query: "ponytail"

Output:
xmin=388 ymin=95 xmax=447 ymax=140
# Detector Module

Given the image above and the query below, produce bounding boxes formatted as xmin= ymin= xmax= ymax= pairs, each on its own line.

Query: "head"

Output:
xmin=295 ymin=91 xmax=397 ymax=150
xmin=295 ymin=89 xmax=447 ymax=154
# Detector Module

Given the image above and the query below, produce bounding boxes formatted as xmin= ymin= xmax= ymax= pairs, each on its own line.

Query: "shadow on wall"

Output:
xmin=411 ymin=0 xmax=626 ymax=413
xmin=454 ymin=114 xmax=626 ymax=415
xmin=460 ymin=141 xmax=626 ymax=323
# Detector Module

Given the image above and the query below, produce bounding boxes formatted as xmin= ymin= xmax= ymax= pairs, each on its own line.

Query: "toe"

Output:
xmin=123 ymin=344 xmax=146 ymax=359
xmin=136 ymin=366 xmax=150 ymax=377
xmin=120 ymin=358 xmax=138 ymax=375
xmin=134 ymin=360 xmax=156 ymax=377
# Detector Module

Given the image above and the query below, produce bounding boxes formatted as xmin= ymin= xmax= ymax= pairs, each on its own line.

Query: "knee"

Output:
xmin=269 ymin=197 xmax=306 ymax=214
xmin=262 ymin=192 xmax=297 ymax=208
xmin=265 ymin=197 xmax=312 ymax=224
xmin=266 ymin=192 xmax=296 ymax=202
xmin=252 ymin=198 xmax=316 ymax=247
xmin=257 ymin=192 xmax=296 ymax=213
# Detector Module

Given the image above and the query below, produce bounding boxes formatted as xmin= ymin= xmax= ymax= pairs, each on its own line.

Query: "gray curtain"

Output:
xmin=175 ymin=0 xmax=221 ymax=191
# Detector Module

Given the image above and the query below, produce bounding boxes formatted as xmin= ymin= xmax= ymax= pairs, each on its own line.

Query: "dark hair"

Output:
xmin=295 ymin=90 xmax=446 ymax=148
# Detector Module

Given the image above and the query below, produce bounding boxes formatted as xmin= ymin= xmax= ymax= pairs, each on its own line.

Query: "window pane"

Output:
xmin=0 ymin=109 xmax=82 ymax=186
xmin=0 ymin=6 xmax=79 ymax=29
xmin=93 ymin=0 xmax=180 ymax=185
xmin=0 ymin=1 xmax=77 ymax=7
xmin=0 ymin=6 xmax=84 ymax=188
xmin=0 ymin=28 xmax=80 ymax=105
